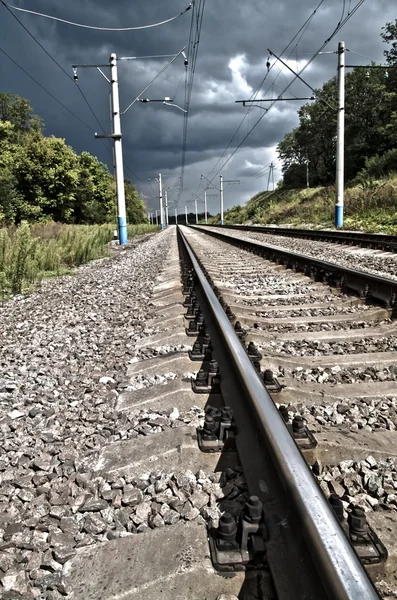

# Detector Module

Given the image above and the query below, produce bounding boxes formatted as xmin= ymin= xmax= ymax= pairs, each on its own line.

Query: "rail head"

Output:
xmin=179 ymin=225 xmax=380 ymax=600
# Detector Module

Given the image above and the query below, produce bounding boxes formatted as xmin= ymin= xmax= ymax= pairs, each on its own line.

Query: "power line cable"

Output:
xmin=0 ymin=45 xmax=145 ymax=188
xmin=0 ymin=45 xmax=98 ymax=134
xmin=2 ymin=4 xmax=114 ymax=142
xmin=1 ymin=1 xmax=192 ymax=31
xmin=169 ymin=0 xmax=200 ymax=197
xmin=203 ymin=0 xmax=327 ymax=188
xmin=173 ymin=70 xmax=185 ymax=101
xmin=2 ymin=4 xmax=146 ymax=183
xmin=243 ymin=158 xmax=283 ymax=183
xmin=200 ymin=0 xmax=367 ymax=190
xmin=177 ymin=0 xmax=206 ymax=205
xmin=347 ymin=49 xmax=378 ymax=61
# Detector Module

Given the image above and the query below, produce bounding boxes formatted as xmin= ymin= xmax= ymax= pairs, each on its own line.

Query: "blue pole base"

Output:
xmin=335 ymin=205 xmax=343 ymax=228
xmin=118 ymin=216 xmax=128 ymax=245
xmin=221 ymin=219 xmax=224 ymax=225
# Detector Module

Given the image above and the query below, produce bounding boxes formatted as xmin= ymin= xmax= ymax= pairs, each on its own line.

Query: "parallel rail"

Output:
xmin=178 ymin=225 xmax=380 ymax=600
xmin=191 ymin=225 xmax=397 ymax=311
xmin=201 ymin=223 xmax=397 ymax=252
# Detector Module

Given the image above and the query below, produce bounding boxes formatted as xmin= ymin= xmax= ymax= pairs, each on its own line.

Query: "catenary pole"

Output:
xmin=220 ymin=174 xmax=224 ymax=225
xmin=110 ymin=53 xmax=128 ymax=245
xmin=185 ymin=205 xmax=188 ymax=224
xmin=267 ymin=164 xmax=272 ymax=191
xmin=195 ymin=198 xmax=198 ymax=224
xmin=335 ymin=41 xmax=345 ymax=227
xmin=175 ymin=207 xmax=177 ymax=224
xmin=165 ymin=190 xmax=169 ymax=226
xmin=204 ymin=190 xmax=208 ymax=224
xmin=158 ymin=173 xmax=164 ymax=230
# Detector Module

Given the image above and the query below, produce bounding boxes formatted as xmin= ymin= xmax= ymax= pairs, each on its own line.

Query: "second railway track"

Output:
xmin=206 ymin=224 xmax=397 ymax=254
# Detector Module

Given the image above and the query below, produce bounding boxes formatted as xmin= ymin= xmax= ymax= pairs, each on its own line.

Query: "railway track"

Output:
xmin=176 ymin=224 xmax=397 ymax=599
xmin=206 ymin=224 xmax=397 ymax=253
xmin=1 ymin=225 xmax=397 ymax=599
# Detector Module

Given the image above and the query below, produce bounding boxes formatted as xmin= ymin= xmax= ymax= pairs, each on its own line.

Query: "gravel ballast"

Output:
xmin=281 ymin=397 xmax=397 ymax=433
xmin=315 ymin=455 xmax=397 ymax=513
xmin=0 ymin=229 xmax=203 ymax=598
xmin=258 ymin=335 xmax=397 ymax=356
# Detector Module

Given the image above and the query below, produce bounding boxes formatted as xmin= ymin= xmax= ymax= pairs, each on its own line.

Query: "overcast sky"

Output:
xmin=0 ymin=0 xmax=395 ymax=216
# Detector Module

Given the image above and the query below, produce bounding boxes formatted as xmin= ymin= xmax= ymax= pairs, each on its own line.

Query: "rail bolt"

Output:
xmin=252 ymin=359 xmax=261 ymax=373
xmin=191 ymin=342 xmax=202 ymax=357
xmin=208 ymin=359 xmax=219 ymax=375
xmin=204 ymin=342 xmax=213 ymax=359
xmin=292 ymin=415 xmax=305 ymax=435
xmin=225 ymin=305 xmax=235 ymax=319
xmin=348 ymin=506 xmax=368 ymax=536
xmin=234 ymin=320 xmax=244 ymax=332
xmin=185 ymin=305 xmax=195 ymax=316
xmin=278 ymin=405 xmax=289 ymax=423
xmin=221 ymin=406 xmax=233 ymax=423
xmin=328 ymin=493 xmax=344 ymax=522
xmin=243 ymin=496 xmax=263 ymax=524
xmin=263 ymin=369 xmax=275 ymax=385
xmin=202 ymin=333 xmax=211 ymax=347
xmin=217 ymin=512 xmax=238 ymax=549
xmin=247 ymin=341 xmax=261 ymax=359
xmin=187 ymin=320 xmax=198 ymax=333
xmin=196 ymin=369 xmax=207 ymax=385
xmin=202 ymin=415 xmax=218 ymax=440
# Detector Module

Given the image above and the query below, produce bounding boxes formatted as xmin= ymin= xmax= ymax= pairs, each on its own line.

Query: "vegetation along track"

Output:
xmin=2 ymin=224 xmax=397 ymax=599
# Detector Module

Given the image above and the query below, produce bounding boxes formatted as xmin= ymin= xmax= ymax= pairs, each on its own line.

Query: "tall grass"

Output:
xmin=220 ymin=175 xmax=397 ymax=232
xmin=0 ymin=222 xmax=159 ymax=298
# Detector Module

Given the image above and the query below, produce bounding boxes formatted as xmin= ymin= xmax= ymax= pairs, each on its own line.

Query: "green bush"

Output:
xmin=361 ymin=149 xmax=397 ymax=179
xmin=0 ymin=222 xmax=158 ymax=298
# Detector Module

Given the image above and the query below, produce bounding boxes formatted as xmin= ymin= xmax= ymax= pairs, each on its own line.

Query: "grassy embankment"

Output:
xmin=0 ymin=222 xmax=159 ymax=299
xmin=212 ymin=175 xmax=397 ymax=233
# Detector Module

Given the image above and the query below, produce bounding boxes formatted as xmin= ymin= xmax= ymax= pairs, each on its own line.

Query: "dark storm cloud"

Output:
xmin=0 ymin=0 xmax=395 ymax=213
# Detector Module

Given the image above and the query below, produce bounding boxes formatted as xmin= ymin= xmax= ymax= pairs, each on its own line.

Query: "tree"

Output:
xmin=125 ymin=179 xmax=148 ymax=224
xmin=382 ymin=20 xmax=397 ymax=65
xmin=344 ymin=66 xmax=395 ymax=179
xmin=0 ymin=92 xmax=42 ymax=137
xmin=0 ymin=92 xmax=148 ymax=226
xmin=277 ymin=79 xmax=338 ymax=187
xmin=0 ymin=121 xmax=25 ymax=224
xmin=283 ymin=164 xmax=308 ymax=188
xmin=74 ymin=152 xmax=115 ymax=223
xmin=13 ymin=136 xmax=80 ymax=223
xmin=277 ymin=21 xmax=397 ymax=188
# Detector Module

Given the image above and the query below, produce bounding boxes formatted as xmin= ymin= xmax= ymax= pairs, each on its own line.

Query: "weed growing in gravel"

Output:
xmin=0 ymin=222 xmax=159 ymax=298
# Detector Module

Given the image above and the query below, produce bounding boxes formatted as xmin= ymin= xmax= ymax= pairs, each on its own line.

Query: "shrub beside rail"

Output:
xmin=0 ymin=222 xmax=158 ymax=298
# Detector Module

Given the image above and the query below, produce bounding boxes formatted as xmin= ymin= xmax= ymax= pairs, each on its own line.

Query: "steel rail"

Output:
xmin=179 ymin=226 xmax=380 ymax=600
xmin=201 ymin=223 xmax=397 ymax=252
xmin=191 ymin=225 xmax=397 ymax=308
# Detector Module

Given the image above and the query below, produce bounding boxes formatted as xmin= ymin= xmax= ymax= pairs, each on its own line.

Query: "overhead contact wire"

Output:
xmin=0 ymin=1 xmax=193 ymax=31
